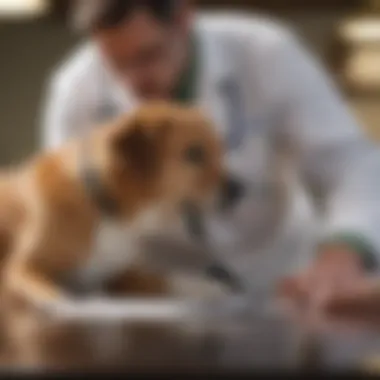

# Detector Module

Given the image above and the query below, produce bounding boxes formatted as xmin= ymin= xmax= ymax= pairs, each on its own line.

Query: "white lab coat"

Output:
xmin=41 ymin=13 xmax=380 ymax=294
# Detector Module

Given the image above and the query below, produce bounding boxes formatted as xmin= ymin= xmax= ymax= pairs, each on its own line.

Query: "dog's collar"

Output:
xmin=79 ymin=143 xmax=120 ymax=218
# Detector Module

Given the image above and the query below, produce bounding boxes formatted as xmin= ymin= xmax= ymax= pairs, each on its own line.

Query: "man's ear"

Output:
xmin=111 ymin=118 xmax=169 ymax=178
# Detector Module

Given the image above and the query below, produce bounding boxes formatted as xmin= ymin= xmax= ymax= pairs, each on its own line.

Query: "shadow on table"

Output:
xmin=0 ymin=299 xmax=303 ymax=372
xmin=1 ymin=298 xmax=380 ymax=373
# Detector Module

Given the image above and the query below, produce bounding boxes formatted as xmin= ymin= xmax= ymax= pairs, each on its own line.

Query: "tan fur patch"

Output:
xmin=0 ymin=102 xmax=225 ymax=308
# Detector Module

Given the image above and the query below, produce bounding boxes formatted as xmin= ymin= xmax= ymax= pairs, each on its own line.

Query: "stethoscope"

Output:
xmin=219 ymin=76 xmax=251 ymax=152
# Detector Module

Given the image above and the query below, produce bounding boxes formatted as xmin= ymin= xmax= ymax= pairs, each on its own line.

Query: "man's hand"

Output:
xmin=278 ymin=244 xmax=367 ymax=310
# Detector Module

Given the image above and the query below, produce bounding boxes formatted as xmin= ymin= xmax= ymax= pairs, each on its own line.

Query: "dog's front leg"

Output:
xmin=3 ymin=221 xmax=70 ymax=314
xmin=105 ymin=268 xmax=170 ymax=297
xmin=4 ymin=264 xmax=64 ymax=310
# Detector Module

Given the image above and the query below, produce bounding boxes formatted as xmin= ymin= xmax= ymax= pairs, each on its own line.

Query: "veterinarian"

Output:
xmin=41 ymin=0 xmax=380 ymax=310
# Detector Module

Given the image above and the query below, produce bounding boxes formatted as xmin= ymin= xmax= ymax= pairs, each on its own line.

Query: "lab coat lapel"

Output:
xmin=195 ymin=25 xmax=250 ymax=153
xmin=195 ymin=26 xmax=233 ymax=142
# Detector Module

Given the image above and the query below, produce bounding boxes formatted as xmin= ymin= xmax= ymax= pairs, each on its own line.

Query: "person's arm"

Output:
xmin=40 ymin=43 xmax=101 ymax=151
xmin=41 ymin=71 xmax=86 ymax=150
xmin=266 ymin=33 xmax=380 ymax=273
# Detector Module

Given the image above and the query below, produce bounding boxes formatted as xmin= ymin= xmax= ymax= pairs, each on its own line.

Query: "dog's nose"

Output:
xmin=220 ymin=176 xmax=245 ymax=210
xmin=205 ymin=262 xmax=245 ymax=293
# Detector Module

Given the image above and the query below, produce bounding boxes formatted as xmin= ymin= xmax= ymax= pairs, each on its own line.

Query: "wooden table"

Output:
xmin=0 ymin=298 xmax=380 ymax=374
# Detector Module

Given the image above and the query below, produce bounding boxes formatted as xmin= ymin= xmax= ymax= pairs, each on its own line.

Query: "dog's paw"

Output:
xmin=36 ymin=298 xmax=72 ymax=319
xmin=170 ymin=275 xmax=228 ymax=300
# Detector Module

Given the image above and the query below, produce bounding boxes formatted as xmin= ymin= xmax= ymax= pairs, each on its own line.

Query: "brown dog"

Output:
xmin=0 ymin=102 xmax=231 ymax=312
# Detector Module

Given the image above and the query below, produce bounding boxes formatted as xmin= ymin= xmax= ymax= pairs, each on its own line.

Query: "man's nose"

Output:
xmin=220 ymin=176 xmax=246 ymax=210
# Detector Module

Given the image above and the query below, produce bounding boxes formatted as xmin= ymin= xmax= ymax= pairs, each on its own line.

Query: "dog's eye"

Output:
xmin=184 ymin=145 xmax=205 ymax=165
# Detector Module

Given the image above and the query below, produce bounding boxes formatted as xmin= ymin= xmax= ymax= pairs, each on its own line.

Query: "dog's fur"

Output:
xmin=0 ymin=102 xmax=225 ymax=310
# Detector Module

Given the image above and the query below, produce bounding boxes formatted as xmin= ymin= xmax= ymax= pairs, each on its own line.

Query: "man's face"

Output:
xmin=95 ymin=9 xmax=190 ymax=100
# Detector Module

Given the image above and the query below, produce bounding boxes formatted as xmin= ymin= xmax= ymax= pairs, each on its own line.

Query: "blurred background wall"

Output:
xmin=0 ymin=0 xmax=379 ymax=164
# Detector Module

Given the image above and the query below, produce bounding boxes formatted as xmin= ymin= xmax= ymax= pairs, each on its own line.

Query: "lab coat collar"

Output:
xmin=194 ymin=19 xmax=234 ymax=104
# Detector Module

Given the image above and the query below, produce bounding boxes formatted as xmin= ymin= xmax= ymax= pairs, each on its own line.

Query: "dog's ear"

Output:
xmin=112 ymin=116 xmax=170 ymax=178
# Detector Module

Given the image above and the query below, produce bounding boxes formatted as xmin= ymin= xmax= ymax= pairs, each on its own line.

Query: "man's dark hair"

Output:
xmin=72 ymin=0 xmax=179 ymax=32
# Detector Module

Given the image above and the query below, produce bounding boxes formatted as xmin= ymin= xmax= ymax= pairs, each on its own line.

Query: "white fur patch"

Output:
xmin=70 ymin=220 xmax=138 ymax=292
xmin=67 ymin=206 xmax=175 ymax=293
